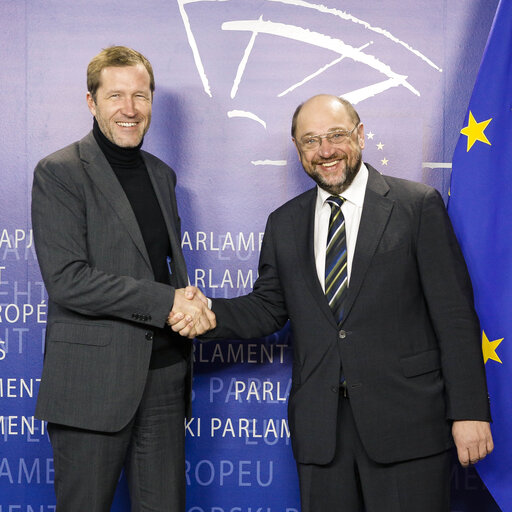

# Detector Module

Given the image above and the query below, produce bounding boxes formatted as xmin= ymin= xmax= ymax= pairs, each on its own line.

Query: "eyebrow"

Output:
xmin=300 ymin=127 xmax=348 ymax=137
xmin=104 ymin=89 xmax=150 ymax=96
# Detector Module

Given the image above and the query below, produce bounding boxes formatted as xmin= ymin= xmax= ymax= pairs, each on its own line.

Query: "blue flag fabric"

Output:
xmin=448 ymin=1 xmax=512 ymax=509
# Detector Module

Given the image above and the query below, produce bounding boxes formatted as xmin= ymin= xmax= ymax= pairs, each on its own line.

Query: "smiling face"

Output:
xmin=293 ymin=95 xmax=365 ymax=195
xmin=86 ymin=64 xmax=152 ymax=148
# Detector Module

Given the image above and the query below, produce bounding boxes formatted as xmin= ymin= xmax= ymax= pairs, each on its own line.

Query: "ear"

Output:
xmin=86 ymin=92 xmax=96 ymax=117
xmin=357 ymin=123 xmax=365 ymax=150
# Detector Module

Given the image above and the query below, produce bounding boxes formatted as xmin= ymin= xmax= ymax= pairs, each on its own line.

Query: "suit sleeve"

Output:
xmin=415 ymin=187 xmax=490 ymax=421
xmin=31 ymin=158 xmax=174 ymax=328
xmin=208 ymin=213 xmax=289 ymax=339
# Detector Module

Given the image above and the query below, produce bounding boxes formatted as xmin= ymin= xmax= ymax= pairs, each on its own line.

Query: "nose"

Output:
xmin=318 ymin=137 xmax=336 ymax=157
xmin=120 ymin=97 xmax=136 ymax=116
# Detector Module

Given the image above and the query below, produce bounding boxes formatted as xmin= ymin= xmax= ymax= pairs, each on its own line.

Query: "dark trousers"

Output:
xmin=297 ymin=393 xmax=450 ymax=512
xmin=48 ymin=360 xmax=187 ymax=512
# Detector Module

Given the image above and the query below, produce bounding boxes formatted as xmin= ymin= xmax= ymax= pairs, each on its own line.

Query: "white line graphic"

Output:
xmin=228 ymin=110 xmax=267 ymax=129
xmin=182 ymin=0 xmax=229 ymax=3
xmin=342 ymin=77 xmax=406 ymax=104
xmin=222 ymin=19 xmax=420 ymax=97
xmin=251 ymin=160 xmax=288 ymax=166
xmin=422 ymin=162 xmax=452 ymax=168
xmin=268 ymin=0 xmax=442 ymax=72
xmin=278 ymin=42 xmax=373 ymax=98
xmin=231 ymin=15 xmax=262 ymax=99
xmin=177 ymin=0 xmax=213 ymax=97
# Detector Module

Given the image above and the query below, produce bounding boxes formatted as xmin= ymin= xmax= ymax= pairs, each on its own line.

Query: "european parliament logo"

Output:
xmin=176 ymin=0 xmax=441 ymax=169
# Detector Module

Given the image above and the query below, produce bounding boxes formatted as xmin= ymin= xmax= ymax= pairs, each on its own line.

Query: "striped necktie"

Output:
xmin=325 ymin=196 xmax=348 ymax=326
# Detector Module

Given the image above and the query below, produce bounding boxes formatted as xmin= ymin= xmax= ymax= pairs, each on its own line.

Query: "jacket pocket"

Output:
xmin=400 ymin=348 xmax=441 ymax=377
xmin=371 ymin=244 xmax=409 ymax=266
xmin=48 ymin=321 xmax=112 ymax=346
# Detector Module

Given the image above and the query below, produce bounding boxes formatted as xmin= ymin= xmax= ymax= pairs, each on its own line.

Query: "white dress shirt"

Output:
xmin=314 ymin=163 xmax=369 ymax=291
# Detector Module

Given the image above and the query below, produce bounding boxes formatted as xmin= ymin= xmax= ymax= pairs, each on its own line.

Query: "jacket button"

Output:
xmin=330 ymin=386 xmax=338 ymax=393
xmin=145 ymin=331 xmax=153 ymax=341
xmin=339 ymin=330 xmax=346 ymax=339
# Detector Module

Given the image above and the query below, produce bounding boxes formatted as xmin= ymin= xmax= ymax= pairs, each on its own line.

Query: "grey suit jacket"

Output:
xmin=209 ymin=164 xmax=490 ymax=465
xmin=32 ymin=131 xmax=190 ymax=432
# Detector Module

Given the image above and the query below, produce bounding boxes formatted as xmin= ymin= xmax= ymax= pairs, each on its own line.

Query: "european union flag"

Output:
xmin=448 ymin=0 xmax=512 ymax=509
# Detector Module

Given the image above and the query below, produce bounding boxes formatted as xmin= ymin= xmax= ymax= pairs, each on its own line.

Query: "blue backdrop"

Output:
xmin=0 ymin=0 xmax=504 ymax=510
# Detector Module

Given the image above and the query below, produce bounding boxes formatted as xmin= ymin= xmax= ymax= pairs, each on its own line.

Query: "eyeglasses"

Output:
xmin=298 ymin=124 xmax=359 ymax=151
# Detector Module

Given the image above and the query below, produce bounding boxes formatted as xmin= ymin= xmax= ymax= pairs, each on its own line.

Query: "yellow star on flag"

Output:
xmin=460 ymin=111 xmax=492 ymax=152
xmin=482 ymin=330 xmax=504 ymax=364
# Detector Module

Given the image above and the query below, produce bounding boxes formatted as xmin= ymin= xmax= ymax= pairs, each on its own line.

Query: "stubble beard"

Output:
xmin=96 ymin=113 xmax=150 ymax=148
xmin=306 ymin=151 xmax=362 ymax=195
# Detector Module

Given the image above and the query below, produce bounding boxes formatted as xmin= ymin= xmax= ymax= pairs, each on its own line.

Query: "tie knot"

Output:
xmin=326 ymin=195 xmax=345 ymax=209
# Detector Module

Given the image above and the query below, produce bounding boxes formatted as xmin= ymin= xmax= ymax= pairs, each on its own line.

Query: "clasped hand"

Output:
xmin=167 ymin=286 xmax=215 ymax=338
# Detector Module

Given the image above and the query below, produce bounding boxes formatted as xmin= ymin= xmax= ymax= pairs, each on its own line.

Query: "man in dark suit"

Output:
xmin=171 ymin=94 xmax=493 ymax=511
xmin=31 ymin=46 xmax=215 ymax=511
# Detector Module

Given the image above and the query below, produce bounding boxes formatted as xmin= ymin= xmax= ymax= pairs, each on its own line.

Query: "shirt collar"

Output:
xmin=316 ymin=162 xmax=369 ymax=208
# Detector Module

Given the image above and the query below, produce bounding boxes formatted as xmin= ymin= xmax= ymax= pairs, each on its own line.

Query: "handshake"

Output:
xmin=167 ymin=286 xmax=215 ymax=339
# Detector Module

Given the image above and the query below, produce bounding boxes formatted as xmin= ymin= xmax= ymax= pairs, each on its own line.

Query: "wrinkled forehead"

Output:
xmin=296 ymin=98 xmax=352 ymax=137
xmin=97 ymin=64 xmax=151 ymax=89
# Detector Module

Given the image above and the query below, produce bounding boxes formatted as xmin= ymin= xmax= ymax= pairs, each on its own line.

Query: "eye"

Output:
xmin=303 ymin=137 xmax=317 ymax=146
xmin=330 ymin=132 xmax=346 ymax=141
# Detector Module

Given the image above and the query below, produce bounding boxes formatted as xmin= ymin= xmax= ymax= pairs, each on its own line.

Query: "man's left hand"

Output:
xmin=452 ymin=420 xmax=493 ymax=467
xmin=167 ymin=287 xmax=215 ymax=338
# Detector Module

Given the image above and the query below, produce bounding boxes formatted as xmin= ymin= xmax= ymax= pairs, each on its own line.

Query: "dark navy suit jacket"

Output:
xmin=209 ymin=164 xmax=490 ymax=465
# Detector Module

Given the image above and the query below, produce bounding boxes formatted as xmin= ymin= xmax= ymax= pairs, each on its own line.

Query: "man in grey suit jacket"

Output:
xmin=171 ymin=95 xmax=493 ymax=511
xmin=32 ymin=46 xmax=215 ymax=511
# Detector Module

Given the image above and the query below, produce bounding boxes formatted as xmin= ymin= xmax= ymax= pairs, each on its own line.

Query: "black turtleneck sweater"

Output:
xmin=92 ymin=119 xmax=188 ymax=369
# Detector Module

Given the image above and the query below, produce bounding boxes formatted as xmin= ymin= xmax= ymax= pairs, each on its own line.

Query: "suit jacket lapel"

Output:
xmin=78 ymin=132 xmax=153 ymax=271
xmin=341 ymin=165 xmax=394 ymax=324
xmin=291 ymin=188 xmax=339 ymax=329
xmin=145 ymin=158 xmax=189 ymax=288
